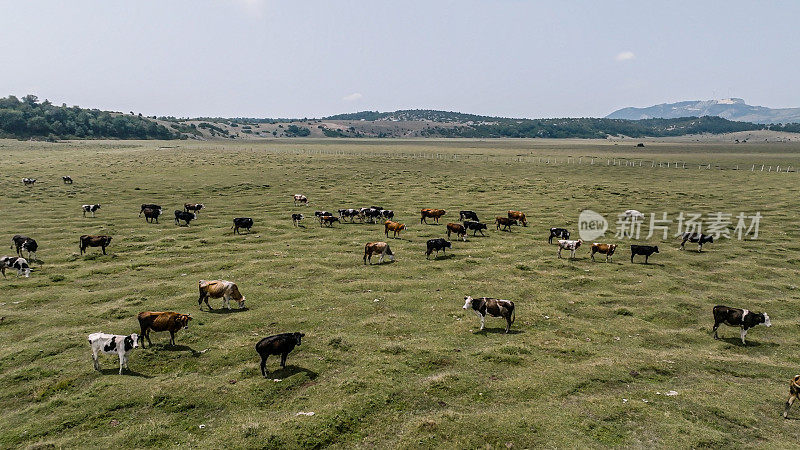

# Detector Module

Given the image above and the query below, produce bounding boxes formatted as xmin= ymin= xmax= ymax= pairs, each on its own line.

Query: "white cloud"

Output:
xmin=342 ymin=93 xmax=363 ymax=102
xmin=615 ymin=51 xmax=635 ymax=62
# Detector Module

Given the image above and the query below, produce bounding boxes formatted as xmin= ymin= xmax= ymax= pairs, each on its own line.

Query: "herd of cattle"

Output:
xmin=9 ymin=180 xmax=799 ymax=418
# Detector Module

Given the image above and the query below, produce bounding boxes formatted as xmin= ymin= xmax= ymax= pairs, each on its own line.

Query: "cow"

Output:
xmin=463 ymin=220 xmax=488 ymax=236
xmin=338 ymin=209 xmax=361 ymax=222
xmin=784 ymin=375 xmax=800 ymax=418
xmin=62 ymin=176 xmax=73 ymax=184
xmin=11 ymin=235 xmax=37 ymax=260
xmin=495 ymin=217 xmax=517 ymax=231
xmin=80 ymin=235 xmax=112 ymax=255
xmin=384 ymin=220 xmax=406 ymax=238
xmin=198 ymin=279 xmax=246 ymax=310
xmin=460 ymin=210 xmax=479 ymax=222
xmin=630 ymin=245 xmax=659 ymax=263
xmin=87 ymin=332 xmax=139 ymax=375
xmin=174 ymin=210 xmax=196 ymax=226
xmin=462 ymin=296 xmax=515 ymax=333
xmin=557 ymin=239 xmax=583 ymax=259
xmin=82 ymin=204 xmax=101 ymax=218
xmin=380 ymin=209 xmax=394 ymax=220
xmin=623 ymin=209 xmax=645 ymax=220
xmin=446 ymin=223 xmax=466 ymax=241
xmin=0 ymin=256 xmax=31 ymax=278
xmin=184 ymin=203 xmax=204 ymax=214
xmin=680 ymin=232 xmax=714 ymax=251
xmin=139 ymin=204 xmax=161 ymax=217
xmin=426 ymin=238 xmax=451 ymax=259
xmin=314 ymin=211 xmax=333 ymax=218
xmin=255 ymin=332 xmax=304 ymax=376
xmin=22 ymin=178 xmax=36 ymax=186
xmin=292 ymin=213 xmax=304 ymax=226
xmin=232 ymin=217 xmax=254 ymax=234
xmin=421 ymin=208 xmax=446 ymax=224
xmin=294 ymin=194 xmax=308 ymax=206
xmin=712 ymin=305 xmax=771 ymax=345
xmin=590 ymin=243 xmax=617 ymax=262
xmin=137 ymin=311 xmax=192 ymax=348
xmin=508 ymin=210 xmax=527 ymax=226
xmin=142 ymin=207 xmax=162 ymax=223
xmin=364 ymin=241 xmax=394 ymax=264
xmin=549 ymin=228 xmax=570 ymax=244
xmin=362 ymin=208 xmax=383 ymax=223
xmin=319 ymin=215 xmax=339 ymax=227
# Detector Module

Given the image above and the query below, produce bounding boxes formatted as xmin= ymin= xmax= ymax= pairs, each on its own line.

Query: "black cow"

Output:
xmin=426 ymin=238 xmax=452 ymax=259
xmin=548 ymin=228 xmax=570 ymax=244
xmin=380 ymin=209 xmax=394 ymax=220
xmin=680 ymin=232 xmax=714 ymax=251
xmin=630 ymin=245 xmax=659 ymax=263
xmin=712 ymin=305 xmax=771 ymax=345
xmin=314 ymin=211 xmax=332 ymax=218
xmin=174 ymin=210 xmax=196 ymax=226
xmin=82 ymin=204 xmax=101 ymax=218
xmin=11 ymin=235 xmax=37 ymax=260
xmin=362 ymin=208 xmax=382 ymax=223
xmin=62 ymin=176 xmax=73 ymax=184
xmin=142 ymin=207 xmax=162 ymax=223
xmin=463 ymin=220 xmax=487 ymax=236
xmin=232 ymin=217 xmax=253 ymax=234
xmin=460 ymin=210 xmax=479 ymax=222
xmin=292 ymin=213 xmax=304 ymax=226
xmin=139 ymin=204 xmax=162 ymax=217
xmin=255 ymin=332 xmax=305 ymax=376
xmin=338 ymin=209 xmax=361 ymax=222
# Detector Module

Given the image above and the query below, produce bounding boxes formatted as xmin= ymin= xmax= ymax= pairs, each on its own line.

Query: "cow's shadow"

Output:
xmin=367 ymin=259 xmax=397 ymax=266
xmin=717 ymin=337 xmax=774 ymax=348
xmin=206 ymin=307 xmax=249 ymax=315
xmin=428 ymin=253 xmax=455 ymax=260
xmin=263 ymin=365 xmax=318 ymax=379
xmin=99 ymin=368 xmax=154 ymax=378
xmin=155 ymin=344 xmax=198 ymax=354
xmin=476 ymin=328 xmax=523 ymax=335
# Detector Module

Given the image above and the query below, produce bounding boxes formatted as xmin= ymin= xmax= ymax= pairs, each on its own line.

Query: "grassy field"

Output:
xmin=1 ymin=138 xmax=800 ymax=448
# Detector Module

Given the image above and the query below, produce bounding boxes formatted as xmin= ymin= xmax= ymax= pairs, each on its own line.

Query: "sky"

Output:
xmin=1 ymin=0 xmax=798 ymax=119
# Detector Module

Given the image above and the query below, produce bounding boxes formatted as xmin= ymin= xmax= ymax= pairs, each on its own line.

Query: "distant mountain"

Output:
xmin=606 ymin=98 xmax=800 ymax=124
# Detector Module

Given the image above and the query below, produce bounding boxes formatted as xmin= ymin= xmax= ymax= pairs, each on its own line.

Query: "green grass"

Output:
xmin=1 ymin=138 xmax=800 ymax=448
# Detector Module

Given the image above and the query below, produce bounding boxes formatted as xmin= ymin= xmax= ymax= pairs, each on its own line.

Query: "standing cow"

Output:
xmin=198 ymin=279 xmax=246 ymax=310
xmin=255 ymin=332 xmax=304 ymax=376
xmin=421 ymin=209 xmax=446 ymax=224
xmin=294 ymin=194 xmax=308 ymax=206
xmin=137 ymin=311 xmax=192 ymax=348
xmin=364 ymin=241 xmax=394 ymax=264
xmin=462 ymin=296 xmax=516 ymax=333
xmin=446 ymin=223 xmax=466 ymax=241
xmin=80 ymin=235 xmax=112 ymax=255
xmin=680 ymin=232 xmax=714 ymax=251
xmin=88 ymin=332 xmax=139 ymax=375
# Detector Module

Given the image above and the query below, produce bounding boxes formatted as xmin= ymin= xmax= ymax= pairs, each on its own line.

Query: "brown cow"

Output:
xmin=384 ymin=220 xmax=406 ymax=238
xmin=198 ymin=280 xmax=246 ymax=310
xmin=495 ymin=217 xmax=517 ymax=231
xmin=590 ymin=243 xmax=617 ymax=262
xmin=785 ymin=375 xmax=800 ymax=418
xmin=137 ymin=311 xmax=192 ymax=348
xmin=319 ymin=215 xmax=339 ymax=227
xmin=446 ymin=223 xmax=466 ymax=241
xmin=80 ymin=235 xmax=112 ymax=255
xmin=364 ymin=241 xmax=394 ymax=264
xmin=420 ymin=208 xmax=446 ymax=224
xmin=507 ymin=211 xmax=527 ymax=226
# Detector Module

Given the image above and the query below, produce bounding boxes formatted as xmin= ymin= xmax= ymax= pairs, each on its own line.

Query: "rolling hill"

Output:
xmin=606 ymin=98 xmax=800 ymax=124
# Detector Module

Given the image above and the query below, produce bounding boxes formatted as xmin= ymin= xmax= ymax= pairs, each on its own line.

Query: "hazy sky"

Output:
xmin=2 ymin=1 xmax=798 ymax=118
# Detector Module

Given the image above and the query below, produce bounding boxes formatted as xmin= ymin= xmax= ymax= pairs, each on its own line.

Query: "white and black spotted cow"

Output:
xmin=82 ymin=204 xmax=101 ymax=218
xmin=712 ymin=305 xmax=771 ymax=345
xmin=462 ymin=296 xmax=516 ymax=333
xmin=88 ymin=332 xmax=139 ymax=374
xmin=0 ymin=256 xmax=31 ymax=278
xmin=557 ymin=239 xmax=583 ymax=259
xmin=22 ymin=178 xmax=36 ymax=186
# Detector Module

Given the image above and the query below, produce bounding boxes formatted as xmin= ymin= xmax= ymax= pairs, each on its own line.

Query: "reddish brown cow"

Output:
xmin=495 ymin=217 xmax=517 ymax=231
xmin=507 ymin=211 xmax=527 ymax=226
xmin=446 ymin=222 xmax=466 ymax=241
xmin=384 ymin=220 xmax=406 ymax=238
xmin=590 ymin=243 xmax=617 ymax=262
xmin=421 ymin=208 xmax=446 ymax=224
xmin=137 ymin=311 xmax=192 ymax=348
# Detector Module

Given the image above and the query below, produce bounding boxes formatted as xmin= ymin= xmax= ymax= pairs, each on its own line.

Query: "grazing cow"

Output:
xmin=623 ymin=209 xmax=645 ymax=220
xmin=80 ymin=235 xmax=112 ymax=255
xmin=319 ymin=215 xmax=339 ymax=227
xmin=590 ymin=243 xmax=617 ymax=262
xmin=139 ymin=204 xmax=161 ymax=217
xmin=460 ymin=210 xmax=479 ymax=222
xmin=446 ymin=223 xmax=466 ymax=241
xmin=384 ymin=220 xmax=406 ymax=238
xmin=507 ymin=211 xmax=527 ymax=226
xmin=142 ymin=207 xmax=162 ymax=223
xmin=680 ymin=232 xmax=714 ymax=251
xmin=426 ymin=238 xmax=451 ymax=259
xmin=420 ymin=208 xmax=446 ymax=224
xmin=557 ymin=239 xmax=583 ymax=259
xmin=364 ymin=241 xmax=394 ymax=264
xmin=784 ymin=375 xmax=800 ymax=418
xmin=549 ymin=228 xmax=570 ymax=244
xmin=137 ymin=311 xmax=192 ymax=348
xmin=361 ymin=208 xmax=383 ymax=223
xmin=294 ymin=194 xmax=308 ymax=206
xmin=380 ymin=209 xmax=394 ymax=220
xmin=0 ymin=256 xmax=31 ymax=278
xmin=174 ymin=210 xmax=196 ymax=226
xmin=87 ymin=332 xmax=139 ymax=375
xmin=82 ymin=204 xmax=101 ymax=218
xmin=184 ymin=203 xmax=204 ymax=214
xmin=462 ymin=296 xmax=515 ymax=333
xmin=198 ymin=279 xmax=246 ymax=310
xmin=314 ymin=210 xmax=332 ymax=218
xmin=712 ymin=305 xmax=771 ymax=345
xmin=338 ymin=209 xmax=361 ymax=222
xmin=22 ymin=178 xmax=36 ymax=186
xmin=292 ymin=213 xmax=304 ymax=226
xmin=255 ymin=332 xmax=304 ymax=376
xmin=232 ymin=217 xmax=254 ymax=234
xmin=630 ymin=245 xmax=659 ymax=263
xmin=62 ymin=176 xmax=73 ymax=184
xmin=463 ymin=220 xmax=488 ymax=236
xmin=11 ymin=235 xmax=37 ymax=260
xmin=495 ymin=217 xmax=517 ymax=231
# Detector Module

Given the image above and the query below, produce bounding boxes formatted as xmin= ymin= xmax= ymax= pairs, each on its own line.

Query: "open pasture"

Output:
xmin=1 ymin=138 xmax=800 ymax=448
